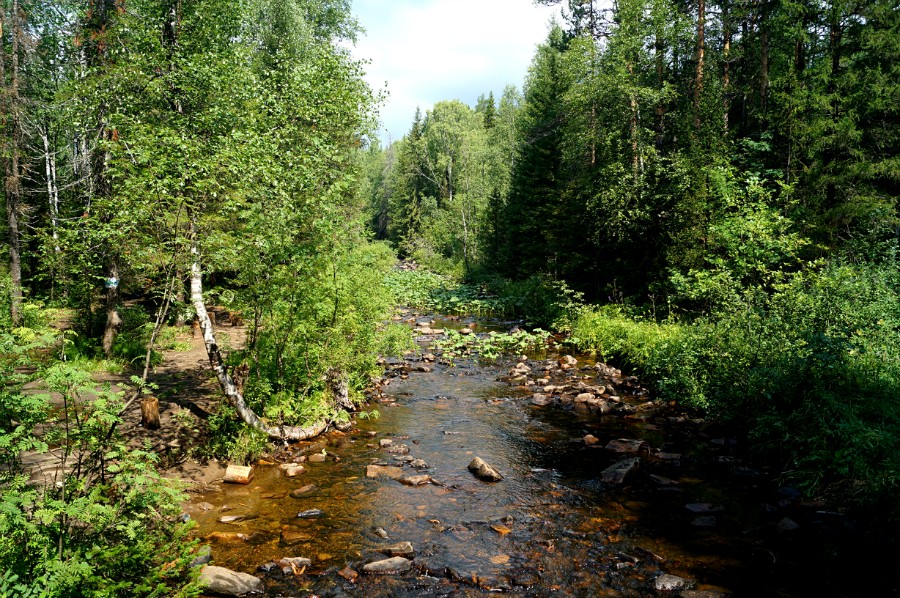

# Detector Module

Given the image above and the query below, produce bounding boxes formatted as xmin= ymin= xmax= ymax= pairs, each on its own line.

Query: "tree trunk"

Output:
xmin=693 ymin=0 xmax=705 ymax=130
xmin=760 ymin=27 xmax=770 ymax=116
xmin=189 ymin=225 xmax=327 ymax=442
xmin=41 ymin=124 xmax=61 ymax=254
xmin=722 ymin=1 xmax=732 ymax=134
xmin=2 ymin=0 xmax=24 ymax=326
xmin=101 ymin=261 xmax=122 ymax=357
xmin=655 ymin=26 xmax=666 ymax=151
xmin=141 ymin=397 xmax=161 ymax=430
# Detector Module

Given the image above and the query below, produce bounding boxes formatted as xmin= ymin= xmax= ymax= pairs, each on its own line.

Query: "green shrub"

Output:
xmin=110 ymin=305 xmax=163 ymax=366
xmin=0 ymin=329 xmax=203 ymax=597
xmin=569 ymin=261 xmax=900 ymax=514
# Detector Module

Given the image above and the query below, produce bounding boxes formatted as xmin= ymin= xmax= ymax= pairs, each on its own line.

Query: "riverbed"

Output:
xmin=185 ymin=312 xmax=879 ymax=597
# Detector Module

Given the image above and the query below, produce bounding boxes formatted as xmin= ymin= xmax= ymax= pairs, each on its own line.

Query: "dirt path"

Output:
xmin=115 ymin=315 xmax=248 ymax=485
xmin=21 ymin=313 xmax=246 ymax=488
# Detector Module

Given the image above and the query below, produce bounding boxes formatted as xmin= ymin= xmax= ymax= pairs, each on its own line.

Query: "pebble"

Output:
xmin=583 ymin=434 xmax=600 ymax=446
xmin=307 ymin=453 xmax=327 ymax=463
xmin=605 ymin=438 xmax=647 ymax=453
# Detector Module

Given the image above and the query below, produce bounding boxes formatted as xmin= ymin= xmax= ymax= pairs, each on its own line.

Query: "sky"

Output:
xmin=349 ymin=0 xmax=563 ymax=144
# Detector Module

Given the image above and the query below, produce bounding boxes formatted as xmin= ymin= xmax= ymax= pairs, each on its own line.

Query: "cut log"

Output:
xmin=224 ymin=464 xmax=254 ymax=484
xmin=140 ymin=397 xmax=160 ymax=430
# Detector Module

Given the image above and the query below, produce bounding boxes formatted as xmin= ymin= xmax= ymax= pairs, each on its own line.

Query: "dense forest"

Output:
xmin=364 ymin=0 xmax=900 ymax=534
xmin=0 ymin=0 xmax=897 ymax=594
xmin=0 ymin=0 xmax=404 ymax=594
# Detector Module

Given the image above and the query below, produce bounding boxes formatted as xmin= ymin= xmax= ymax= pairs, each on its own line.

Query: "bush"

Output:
xmin=568 ymin=261 xmax=900 ymax=514
xmin=0 ymin=330 xmax=203 ymax=597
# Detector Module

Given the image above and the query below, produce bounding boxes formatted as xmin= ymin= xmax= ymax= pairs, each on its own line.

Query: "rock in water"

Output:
xmin=398 ymin=474 xmax=431 ymax=486
xmin=362 ymin=557 xmax=412 ymax=574
xmin=366 ymin=464 xmax=404 ymax=479
xmin=468 ymin=457 xmax=503 ymax=481
xmin=654 ymin=573 xmax=690 ymax=591
xmin=297 ymin=509 xmax=324 ymax=518
xmin=199 ymin=565 xmax=264 ymax=596
xmin=531 ymin=393 xmax=551 ymax=406
xmin=601 ymin=457 xmax=640 ymax=484
xmin=605 ymin=438 xmax=647 ymax=454
xmin=380 ymin=542 xmax=415 ymax=558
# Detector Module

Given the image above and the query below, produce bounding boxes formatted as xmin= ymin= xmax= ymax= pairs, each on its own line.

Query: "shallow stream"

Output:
xmin=186 ymin=313 xmax=879 ymax=597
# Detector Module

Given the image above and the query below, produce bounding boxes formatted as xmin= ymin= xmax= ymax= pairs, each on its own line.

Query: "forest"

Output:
xmin=365 ymin=0 xmax=899 ymax=522
xmin=0 ymin=0 xmax=897 ymax=595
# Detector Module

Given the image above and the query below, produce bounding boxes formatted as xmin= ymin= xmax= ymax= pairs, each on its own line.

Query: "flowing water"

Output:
xmin=186 ymin=313 xmax=883 ymax=597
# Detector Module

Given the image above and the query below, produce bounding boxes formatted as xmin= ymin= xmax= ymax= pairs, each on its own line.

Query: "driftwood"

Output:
xmin=189 ymin=234 xmax=327 ymax=442
xmin=140 ymin=397 xmax=160 ymax=430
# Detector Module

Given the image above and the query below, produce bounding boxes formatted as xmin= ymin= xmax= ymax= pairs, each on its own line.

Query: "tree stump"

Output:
xmin=141 ymin=396 xmax=161 ymax=430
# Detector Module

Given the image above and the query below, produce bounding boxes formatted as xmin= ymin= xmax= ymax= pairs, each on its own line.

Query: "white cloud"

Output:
xmin=350 ymin=0 xmax=561 ymax=143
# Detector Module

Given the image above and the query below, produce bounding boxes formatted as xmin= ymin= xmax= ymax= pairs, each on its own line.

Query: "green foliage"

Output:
xmin=385 ymin=268 xmax=581 ymax=326
xmin=109 ymin=306 xmax=162 ymax=366
xmin=0 ymin=325 xmax=202 ymax=597
xmin=202 ymin=404 xmax=270 ymax=465
xmin=570 ymin=261 xmax=900 ymax=514
xmin=433 ymin=329 xmax=551 ymax=363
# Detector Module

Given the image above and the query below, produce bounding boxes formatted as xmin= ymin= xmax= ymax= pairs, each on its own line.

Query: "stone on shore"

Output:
xmin=223 ymin=465 xmax=253 ymax=485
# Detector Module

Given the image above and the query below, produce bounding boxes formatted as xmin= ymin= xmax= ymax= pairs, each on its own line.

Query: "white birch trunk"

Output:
xmin=189 ymin=235 xmax=327 ymax=441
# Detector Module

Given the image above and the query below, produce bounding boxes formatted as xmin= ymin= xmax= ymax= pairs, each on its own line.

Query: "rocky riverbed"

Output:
xmin=184 ymin=309 xmax=887 ymax=597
